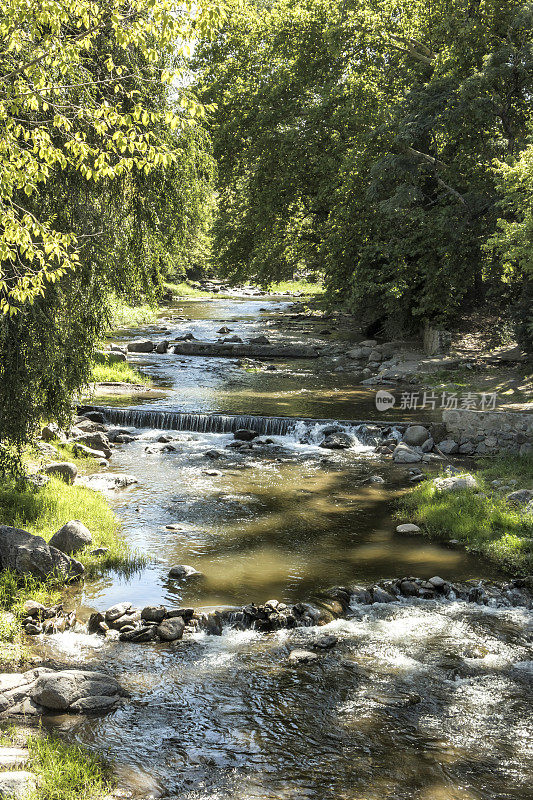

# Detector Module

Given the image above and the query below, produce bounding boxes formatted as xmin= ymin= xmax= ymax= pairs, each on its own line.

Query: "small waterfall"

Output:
xmin=79 ymin=405 xmax=395 ymax=440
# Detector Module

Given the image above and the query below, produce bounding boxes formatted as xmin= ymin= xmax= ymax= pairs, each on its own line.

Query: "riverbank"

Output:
xmin=398 ymin=454 xmax=533 ymax=572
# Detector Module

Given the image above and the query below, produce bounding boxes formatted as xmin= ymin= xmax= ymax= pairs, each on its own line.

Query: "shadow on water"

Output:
xmin=33 ymin=298 xmax=533 ymax=800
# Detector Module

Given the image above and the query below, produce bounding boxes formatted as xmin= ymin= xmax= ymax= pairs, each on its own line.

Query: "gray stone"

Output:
xmin=77 ymin=474 xmax=137 ymax=491
xmin=0 ymin=748 xmax=29 ymax=768
xmin=22 ymin=600 xmax=45 ymax=618
xmin=168 ymin=564 xmax=201 ymax=579
xmin=428 ymin=576 xmax=447 ymax=590
xmin=49 ymin=520 xmax=92 ymax=554
xmin=155 ymin=340 xmax=169 ymax=354
xmin=42 ymin=462 xmax=77 ymax=484
xmin=127 ymin=340 xmax=154 ymax=353
xmin=72 ymin=432 xmax=111 ymax=458
xmin=372 ymin=587 xmax=396 ymax=603
xmin=288 ymin=649 xmax=319 ymax=664
xmin=72 ymin=443 xmax=107 ymax=459
xmin=506 ymin=489 xmax=533 ymax=507
xmin=157 ymin=617 xmax=186 ymax=641
xmin=458 ymin=441 xmax=475 ymax=455
xmin=234 ymin=429 xmax=259 ymax=441
xmin=320 ymin=432 xmax=355 ymax=450
xmin=32 ymin=669 xmax=123 ymax=711
xmin=0 ymin=526 xmax=83 ymax=581
xmin=396 ymin=523 xmax=422 ymax=535
xmin=392 ymin=443 xmax=422 ymax=463
xmin=0 ymin=771 xmax=37 ymax=798
xmin=436 ymin=439 xmax=459 ymax=454
xmin=105 ymin=602 xmax=132 ymax=623
xmin=434 ymin=474 xmax=477 ymax=492
xmin=40 ymin=424 xmax=65 ymax=443
xmin=141 ymin=605 xmax=166 ymax=623
xmin=403 ymin=425 xmax=430 ymax=447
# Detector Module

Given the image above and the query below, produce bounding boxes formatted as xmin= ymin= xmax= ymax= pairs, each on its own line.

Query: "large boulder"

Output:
xmin=402 ymin=425 xmax=430 ymax=447
xmin=127 ymin=340 xmax=154 ymax=353
xmin=48 ymin=521 xmax=92 ymax=554
xmin=434 ymin=474 xmax=477 ymax=492
xmin=0 ymin=526 xmax=84 ymax=581
xmin=71 ymin=432 xmax=111 ymax=458
xmin=157 ymin=617 xmax=185 ymax=641
xmin=42 ymin=462 xmax=77 ymax=485
xmin=392 ymin=443 xmax=422 ymax=463
xmin=31 ymin=669 xmax=125 ymax=712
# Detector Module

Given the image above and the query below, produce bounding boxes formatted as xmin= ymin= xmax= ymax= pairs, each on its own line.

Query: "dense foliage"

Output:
xmin=195 ymin=0 xmax=533 ymax=341
xmin=0 ymin=0 xmax=220 ymax=459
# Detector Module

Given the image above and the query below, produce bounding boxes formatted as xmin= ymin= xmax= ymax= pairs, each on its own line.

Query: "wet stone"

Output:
xmin=288 ymin=649 xmax=319 ymax=664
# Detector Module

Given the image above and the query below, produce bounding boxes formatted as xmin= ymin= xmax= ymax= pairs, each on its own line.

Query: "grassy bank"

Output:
xmin=398 ymin=455 xmax=533 ymax=572
xmin=0 ymin=727 xmax=114 ymax=800
xmin=91 ymin=353 xmax=150 ymax=386
xmin=0 ymin=477 xmax=145 ymax=579
xmin=165 ymin=278 xmax=325 ymax=298
xmin=108 ymin=295 xmax=160 ymax=328
xmin=0 ymin=474 xmax=145 ymax=664
xmin=267 ymin=279 xmax=324 ymax=295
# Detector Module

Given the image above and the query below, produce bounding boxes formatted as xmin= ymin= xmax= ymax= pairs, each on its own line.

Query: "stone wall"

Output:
xmin=443 ymin=409 xmax=533 ymax=456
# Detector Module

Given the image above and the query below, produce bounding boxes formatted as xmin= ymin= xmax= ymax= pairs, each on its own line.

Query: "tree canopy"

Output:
xmin=194 ymin=0 xmax=533 ymax=340
xmin=0 ymin=0 xmax=222 ymax=460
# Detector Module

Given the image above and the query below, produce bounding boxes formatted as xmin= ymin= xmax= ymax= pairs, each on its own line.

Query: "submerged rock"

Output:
xmin=168 ymin=564 xmax=201 ymax=579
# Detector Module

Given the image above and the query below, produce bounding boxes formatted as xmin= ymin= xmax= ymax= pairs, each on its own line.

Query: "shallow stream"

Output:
xmin=34 ymin=299 xmax=533 ymax=799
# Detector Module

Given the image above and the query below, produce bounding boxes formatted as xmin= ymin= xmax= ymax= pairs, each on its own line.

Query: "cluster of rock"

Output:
xmin=38 ymin=413 xmax=138 ymax=487
xmin=0 ymin=667 xmax=127 ymax=717
xmin=88 ymin=602 xmax=193 ymax=643
xmin=83 ymin=578 xmax=533 ymax=647
xmin=20 ymin=600 xmax=76 ymax=637
xmin=0 ymin=525 xmax=84 ymax=581
xmin=376 ymin=422 xmax=471 ymax=464
xmin=126 ymin=336 xmax=318 ymax=359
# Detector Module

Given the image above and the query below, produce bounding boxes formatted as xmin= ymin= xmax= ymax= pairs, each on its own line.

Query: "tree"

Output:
xmin=0 ymin=0 xmax=222 ymax=462
xmin=0 ymin=0 xmax=223 ymax=313
xmin=195 ymin=0 xmax=533 ymax=337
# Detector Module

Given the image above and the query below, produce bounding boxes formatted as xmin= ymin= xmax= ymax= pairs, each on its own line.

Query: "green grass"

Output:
xmin=267 ymin=279 xmax=324 ymax=295
xmin=0 ymin=476 xmax=146 ymax=578
xmin=108 ymin=295 xmax=159 ymax=328
xmin=0 ymin=728 xmax=114 ymax=800
xmin=164 ymin=280 xmax=216 ymax=298
xmin=398 ymin=455 xmax=533 ymax=572
xmin=91 ymin=352 xmax=149 ymax=385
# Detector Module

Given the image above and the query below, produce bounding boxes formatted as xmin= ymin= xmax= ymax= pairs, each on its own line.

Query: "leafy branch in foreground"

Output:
xmin=0 ymin=0 xmax=225 ymax=313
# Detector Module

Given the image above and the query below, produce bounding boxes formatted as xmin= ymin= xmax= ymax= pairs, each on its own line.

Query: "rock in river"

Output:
xmin=157 ymin=617 xmax=186 ymax=641
xmin=168 ymin=565 xmax=201 ymax=579
xmin=320 ymin=432 xmax=355 ymax=450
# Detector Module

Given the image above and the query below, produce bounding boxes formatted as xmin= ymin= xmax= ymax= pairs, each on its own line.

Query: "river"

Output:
xmin=37 ymin=298 xmax=533 ymax=800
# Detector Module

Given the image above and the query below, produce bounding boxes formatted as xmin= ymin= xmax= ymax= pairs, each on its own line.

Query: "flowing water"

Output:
xmin=32 ymin=299 xmax=533 ymax=799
